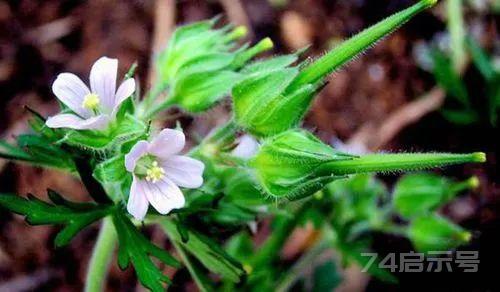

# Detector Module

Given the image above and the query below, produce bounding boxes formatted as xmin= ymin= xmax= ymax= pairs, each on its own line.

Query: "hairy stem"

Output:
xmin=84 ymin=217 xmax=117 ymax=292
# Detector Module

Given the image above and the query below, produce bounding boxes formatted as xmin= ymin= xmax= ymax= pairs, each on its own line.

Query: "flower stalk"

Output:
xmin=84 ymin=217 xmax=117 ymax=292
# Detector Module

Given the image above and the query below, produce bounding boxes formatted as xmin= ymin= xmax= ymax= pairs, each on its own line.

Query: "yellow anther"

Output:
xmin=145 ymin=161 xmax=165 ymax=183
xmin=82 ymin=93 xmax=100 ymax=110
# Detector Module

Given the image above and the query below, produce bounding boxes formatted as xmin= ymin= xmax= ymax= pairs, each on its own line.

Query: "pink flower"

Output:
xmin=46 ymin=57 xmax=135 ymax=130
xmin=124 ymin=129 xmax=205 ymax=220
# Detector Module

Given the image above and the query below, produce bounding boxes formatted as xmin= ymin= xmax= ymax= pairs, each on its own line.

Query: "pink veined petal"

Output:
xmin=112 ymin=78 xmax=136 ymax=116
xmin=127 ymin=176 xmax=150 ymax=220
xmin=161 ymin=155 xmax=205 ymax=188
xmin=46 ymin=113 xmax=110 ymax=130
xmin=232 ymin=135 xmax=260 ymax=159
xmin=89 ymin=57 xmax=118 ymax=112
xmin=143 ymin=177 xmax=185 ymax=215
xmin=52 ymin=73 xmax=92 ymax=118
xmin=147 ymin=129 xmax=186 ymax=159
xmin=124 ymin=140 xmax=150 ymax=172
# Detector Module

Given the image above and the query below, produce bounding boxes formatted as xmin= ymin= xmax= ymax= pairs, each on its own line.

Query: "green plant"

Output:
xmin=0 ymin=1 xmax=485 ymax=291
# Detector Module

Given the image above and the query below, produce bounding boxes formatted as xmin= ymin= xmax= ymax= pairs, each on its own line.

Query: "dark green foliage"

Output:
xmin=112 ymin=210 xmax=180 ymax=292
xmin=0 ymin=190 xmax=112 ymax=247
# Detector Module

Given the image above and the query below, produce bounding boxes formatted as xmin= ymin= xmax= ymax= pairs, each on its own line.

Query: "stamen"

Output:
xmin=82 ymin=93 xmax=101 ymax=111
xmin=145 ymin=161 xmax=166 ymax=183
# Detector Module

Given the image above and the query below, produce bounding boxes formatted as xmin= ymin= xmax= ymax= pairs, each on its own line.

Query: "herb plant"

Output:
xmin=0 ymin=1 xmax=486 ymax=291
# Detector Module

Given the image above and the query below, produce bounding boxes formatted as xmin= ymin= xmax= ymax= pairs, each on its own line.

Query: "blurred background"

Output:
xmin=0 ymin=0 xmax=498 ymax=291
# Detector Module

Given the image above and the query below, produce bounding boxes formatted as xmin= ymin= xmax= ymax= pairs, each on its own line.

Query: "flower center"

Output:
xmin=134 ymin=155 xmax=165 ymax=183
xmin=82 ymin=93 xmax=100 ymax=111
xmin=145 ymin=161 xmax=165 ymax=183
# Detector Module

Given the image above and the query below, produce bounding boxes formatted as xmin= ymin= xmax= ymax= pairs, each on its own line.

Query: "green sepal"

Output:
xmin=408 ymin=214 xmax=471 ymax=253
xmin=250 ymin=129 xmax=353 ymax=199
xmin=240 ymin=53 xmax=299 ymax=75
xmin=94 ymin=155 xmax=128 ymax=183
xmin=60 ymin=114 xmax=146 ymax=150
xmin=170 ymin=70 xmax=242 ymax=112
xmin=393 ymin=173 xmax=477 ymax=219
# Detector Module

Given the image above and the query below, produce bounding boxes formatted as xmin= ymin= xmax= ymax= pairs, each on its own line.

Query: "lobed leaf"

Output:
xmin=112 ymin=210 xmax=180 ymax=292
xmin=0 ymin=192 xmax=111 ymax=247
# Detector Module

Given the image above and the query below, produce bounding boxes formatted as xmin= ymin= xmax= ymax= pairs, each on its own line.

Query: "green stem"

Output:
xmin=449 ymin=176 xmax=479 ymax=195
xmin=288 ymin=0 xmax=437 ymax=91
xmin=141 ymin=95 xmax=176 ymax=121
xmin=321 ymin=152 xmax=485 ymax=176
xmin=276 ymin=239 xmax=330 ymax=292
xmin=170 ymin=238 xmax=212 ymax=292
xmin=447 ymin=0 xmax=466 ymax=71
xmin=84 ymin=217 xmax=117 ymax=292
xmin=250 ymin=202 xmax=311 ymax=268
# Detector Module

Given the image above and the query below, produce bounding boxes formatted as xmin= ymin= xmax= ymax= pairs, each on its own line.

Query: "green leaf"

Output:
xmin=312 ymin=260 xmax=342 ymax=292
xmin=1 ymin=134 xmax=75 ymax=170
xmin=24 ymin=106 xmax=63 ymax=142
xmin=160 ymin=219 xmax=244 ymax=283
xmin=0 ymin=140 xmax=33 ymax=161
xmin=466 ymin=37 xmax=495 ymax=81
xmin=17 ymin=134 xmax=75 ymax=169
xmin=431 ymin=49 xmax=470 ymax=107
xmin=441 ymin=108 xmax=480 ymax=125
xmin=171 ymin=240 xmax=216 ymax=292
xmin=112 ymin=210 xmax=180 ymax=292
xmin=0 ymin=192 xmax=111 ymax=247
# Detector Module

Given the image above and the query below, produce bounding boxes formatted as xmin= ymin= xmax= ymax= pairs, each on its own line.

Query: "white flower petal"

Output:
xmin=112 ymin=78 xmax=136 ymax=116
xmin=124 ymin=140 xmax=149 ymax=172
xmin=127 ymin=176 xmax=150 ymax=220
xmin=52 ymin=73 xmax=91 ymax=118
xmin=143 ymin=177 xmax=185 ymax=215
xmin=90 ymin=57 xmax=118 ymax=112
xmin=46 ymin=113 xmax=109 ymax=130
xmin=232 ymin=135 xmax=260 ymax=159
xmin=148 ymin=129 xmax=185 ymax=159
xmin=161 ymin=155 xmax=204 ymax=188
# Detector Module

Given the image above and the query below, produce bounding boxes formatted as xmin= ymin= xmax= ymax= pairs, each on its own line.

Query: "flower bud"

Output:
xmin=394 ymin=173 xmax=479 ymax=219
xmin=146 ymin=19 xmax=273 ymax=116
xmin=250 ymin=130 xmax=354 ymax=200
xmin=408 ymin=214 xmax=471 ymax=253
xmin=233 ymin=0 xmax=437 ymax=137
